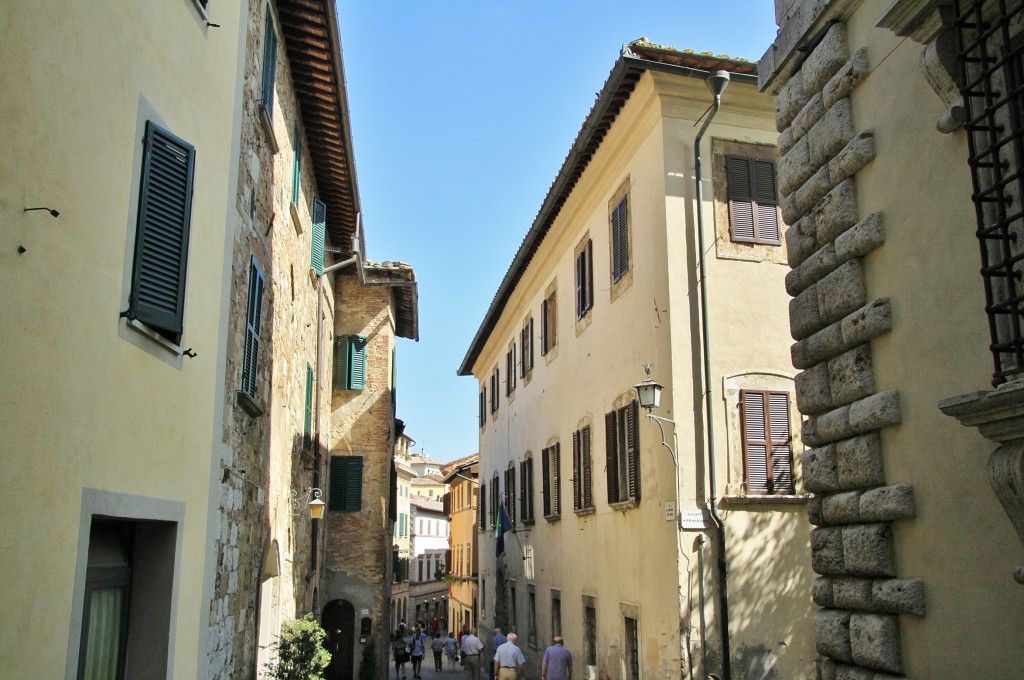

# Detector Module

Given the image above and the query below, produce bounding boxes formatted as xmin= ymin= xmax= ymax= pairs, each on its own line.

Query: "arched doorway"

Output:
xmin=322 ymin=599 xmax=355 ymax=680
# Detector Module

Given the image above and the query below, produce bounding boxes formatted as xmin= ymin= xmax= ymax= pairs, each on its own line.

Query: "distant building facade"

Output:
xmin=442 ymin=455 xmax=481 ymax=634
xmin=460 ymin=41 xmax=816 ymax=679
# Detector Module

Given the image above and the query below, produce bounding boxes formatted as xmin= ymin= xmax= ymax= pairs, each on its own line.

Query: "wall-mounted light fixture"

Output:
xmin=289 ymin=487 xmax=325 ymax=519
xmin=634 ymin=364 xmax=676 ymax=467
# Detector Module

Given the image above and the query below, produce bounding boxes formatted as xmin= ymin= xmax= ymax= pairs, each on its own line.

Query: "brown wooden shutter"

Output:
xmin=769 ymin=392 xmax=793 ymax=493
xmin=584 ymin=239 xmax=594 ymax=313
xmin=542 ymin=447 xmax=551 ymax=517
xmin=541 ymin=299 xmax=549 ymax=355
xmin=753 ymin=160 xmax=780 ymax=243
xmin=582 ymin=425 xmax=592 ymax=508
xmin=553 ymin=443 xmax=561 ymax=515
xmin=519 ymin=460 xmax=527 ymax=521
xmin=727 ymin=156 xmax=756 ymax=242
xmin=507 ymin=466 xmax=516 ymax=525
xmin=612 ymin=196 xmax=629 ymax=282
xmin=626 ymin=400 xmax=640 ymax=501
xmin=605 ymin=411 xmax=619 ymax=503
xmin=741 ymin=390 xmax=769 ymax=493
xmin=479 ymin=483 xmax=487 ymax=528
xmin=572 ymin=431 xmax=581 ymax=510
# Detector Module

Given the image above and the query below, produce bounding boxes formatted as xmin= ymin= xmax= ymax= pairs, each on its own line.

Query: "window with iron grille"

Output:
xmin=605 ymin=401 xmax=640 ymax=505
xmin=624 ymin=616 xmax=640 ymax=680
xmin=740 ymin=390 xmax=793 ymax=494
xmin=519 ymin=457 xmax=535 ymax=524
xmin=726 ymin=156 xmax=781 ymax=245
xmin=542 ymin=442 xmax=561 ymax=518
xmin=572 ymin=425 xmax=593 ymax=511
xmin=955 ymin=0 xmax=1024 ymax=383
xmin=583 ymin=599 xmax=597 ymax=666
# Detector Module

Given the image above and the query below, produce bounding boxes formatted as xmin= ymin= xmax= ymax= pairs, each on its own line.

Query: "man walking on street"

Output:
xmin=489 ymin=627 xmax=507 ymax=680
xmin=492 ymin=632 xmax=526 ymax=680
xmin=541 ymin=636 xmax=572 ymax=680
xmin=460 ymin=626 xmax=485 ymax=680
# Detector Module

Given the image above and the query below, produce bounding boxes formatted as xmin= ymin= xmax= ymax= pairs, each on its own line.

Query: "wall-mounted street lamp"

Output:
xmin=634 ymin=364 xmax=677 ymax=467
xmin=289 ymin=487 xmax=326 ymax=519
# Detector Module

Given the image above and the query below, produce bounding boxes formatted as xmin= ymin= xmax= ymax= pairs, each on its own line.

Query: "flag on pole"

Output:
xmin=495 ymin=500 xmax=513 ymax=556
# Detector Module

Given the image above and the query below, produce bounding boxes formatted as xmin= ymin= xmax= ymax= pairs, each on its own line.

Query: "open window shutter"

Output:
xmin=303 ymin=363 xmax=314 ymax=449
xmin=519 ymin=460 xmax=528 ymax=520
xmin=506 ymin=467 xmax=516 ymax=525
xmin=347 ymin=335 xmax=366 ymax=390
xmin=527 ymin=317 xmax=534 ymax=370
xmin=332 ymin=336 xmax=346 ymax=389
xmin=612 ymin=196 xmax=628 ymax=281
xmin=130 ymin=122 xmax=195 ymax=338
xmin=572 ymin=432 xmax=581 ymax=510
xmin=741 ymin=391 xmax=769 ymax=493
xmin=479 ymin=483 xmax=486 ymax=528
xmin=540 ymin=299 xmax=549 ymax=355
xmin=542 ymin=447 xmax=551 ymax=517
xmin=479 ymin=388 xmax=485 ymax=427
xmin=242 ymin=257 xmax=264 ymax=397
xmin=311 ymin=198 xmax=326 ymax=276
xmin=582 ymin=426 xmax=592 ymax=508
xmin=605 ymin=411 xmax=619 ymax=503
xmin=291 ymin=121 xmax=302 ymax=203
xmin=261 ymin=7 xmax=277 ymax=116
xmin=769 ymin=392 xmax=793 ymax=493
xmin=626 ymin=401 xmax=640 ymax=501
xmin=575 ymin=252 xmax=585 ymax=319
xmin=584 ymin=239 xmax=594 ymax=312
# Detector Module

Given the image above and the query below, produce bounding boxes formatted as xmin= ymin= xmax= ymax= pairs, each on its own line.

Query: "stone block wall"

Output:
xmin=761 ymin=21 xmax=925 ymax=679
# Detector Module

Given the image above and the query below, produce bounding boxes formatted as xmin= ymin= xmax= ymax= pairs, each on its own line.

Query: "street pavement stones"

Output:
xmin=388 ymin=650 xmax=485 ymax=680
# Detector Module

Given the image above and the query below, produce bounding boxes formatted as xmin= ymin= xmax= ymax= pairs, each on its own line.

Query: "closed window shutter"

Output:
xmin=261 ymin=7 xmax=277 ymax=116
xmin=479 ymin=483 xmax=487 ymax=528
xmin=552 ymin=443 xmax=561 ymax=515
xmin=575 ymin=251 xmax=585 ymax=319
xmin=491 ymin=477 xmax=498 ymax=527
xmin=572 ymin=432 xmax=581 ymax=511
xmin=542 ymin=447 xmax=551 ymax=517
xmin=291 ymin=121 xmax=302 ymax=203
xmin=479 ymin=388 xmax=486 ymax=427
xmin=311 ymin=197 xmax=326 ymax=276
xmin=584 ymin=240 xmax=594 ymax=313
xmin=582 ymin=426 xmax=592 ymax=508
xmin=130 ymin=122 xmax=196 ymax=339
xmin=541 ymin=299 xmax=549 ymax=355
xmin=605 ymin=411 xmax=619 ymax=503
xmin=626 ymin=400 xmax=640 ymax=501
xmin=728 ymin=156 xmax=780 ymax=245
xmin=507 ymin=467 xmax=516 ymax=525
xmin=741 ymin=391 xmax=769 ymax=493
xmin=329 ymin=456 xmax=363 ymax=511
xmin=241 ymin=257 xmax=265 ymax=397
xmin=303 ymin=363 xmax=314 ymax=449
xmin=612 ymin=196 xmax=629 ymax=282
xmin=769 ymin=393 xmax=793 ymax=493
xmin=527 ymin=317 xmax=534 ymax=370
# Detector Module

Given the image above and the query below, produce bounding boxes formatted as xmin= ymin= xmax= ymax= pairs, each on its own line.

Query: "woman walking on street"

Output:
xmin=444 ymin=632 xmax=458 ymax=671
xmin=393 ymin=631 xmax=411 ymax=680
xmin=431 ymin=632 xmax=446 ymax=672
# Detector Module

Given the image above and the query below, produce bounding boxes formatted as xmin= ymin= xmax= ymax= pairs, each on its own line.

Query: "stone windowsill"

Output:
xmin=609 ymin=499 xmax=640 ymax=512
xmin=290 ymin=201 xmax=303 ymax=234
xmin=236 ymin=390 xmax=265 ymax=417
xmin=127 ymin=318 xmax=187 ymax=356
xmin=543 ymin=513 xmax=561 ymax=523
xmin=258 ymin=104 xmax=279 ymax=154
xmin=573 ymin=506 xmax=596 ymax=518
xmin=938 ymin=380 xmax=1024 ymax=443
xmin=720 ymin=494 xmax=812 ymax=505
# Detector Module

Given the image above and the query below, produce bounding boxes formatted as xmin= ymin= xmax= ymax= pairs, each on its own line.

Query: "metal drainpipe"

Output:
xmin=693 ymin=72 xmax=731 ymax=680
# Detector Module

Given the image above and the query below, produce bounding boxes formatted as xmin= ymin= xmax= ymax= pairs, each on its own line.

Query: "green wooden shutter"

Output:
xmin=291 ymin=120 xmax=302 ymax=203
xmin=241 ymin=257 xmax=265 ymax=397
xmin=303 ymin=363 xmax=313 ymax=449
xmin=329 ymin=456 xmax=363 ymax=511
xmin=129 ymin=121 xmax=195 ymax=339
xmin=311 ymin=197 xmax=326 ymax=276
xmin=261 ymin=7 xmax=277 ymax=116
xmin=347 ymin=335 xmax=366 ymax=390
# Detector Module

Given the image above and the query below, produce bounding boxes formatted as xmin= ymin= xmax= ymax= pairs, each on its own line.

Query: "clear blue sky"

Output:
xmin=336 ymin=1 xmax=779 ymax=462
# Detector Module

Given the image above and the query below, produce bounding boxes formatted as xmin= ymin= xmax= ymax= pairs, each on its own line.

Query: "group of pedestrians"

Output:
xmin=394 ymin=624 xmax=572 ymax=680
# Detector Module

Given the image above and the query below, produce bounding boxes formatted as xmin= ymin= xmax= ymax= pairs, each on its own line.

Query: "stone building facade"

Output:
xmin=760 ymin=0 xmax=1024 ymax=676
xmin=323 ymin=263 xmax=418 ymax=680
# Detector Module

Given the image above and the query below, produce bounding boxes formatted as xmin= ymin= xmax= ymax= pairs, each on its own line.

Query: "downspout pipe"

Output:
xmin=693 ymin=70 xmax=731 ymax=680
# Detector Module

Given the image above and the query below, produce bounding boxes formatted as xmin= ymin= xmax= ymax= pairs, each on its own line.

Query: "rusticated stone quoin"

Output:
xmin=824 ymin=48 xmax=870 ymax=108
xmin=813 ymin=577 xmax=926 ymax=617
xmin=803 ymin=390 xmax=901 ymax=448
xmin=791 ymin=298 xmax=892 ymax=370
xmin=850 ymin=613 xmax=901 ymax=673
xmin=815 ymin=608 xmax=854 ymax=662
xmin=803 ymin=23 xmax=850 ymax=93
xmin=808 ymin=98 xmax=855 ymax=168
xmin=843 ymin=524 xmax=896 ymax=577
xmin=830 ymin=130 xmax=876 ymax=185
xmin=815 ymin=179 xmax=859 ymax=244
